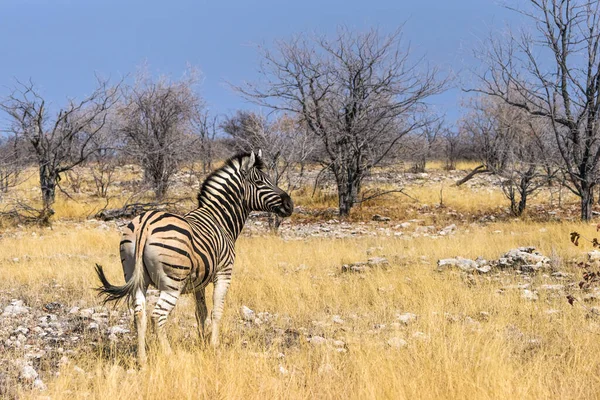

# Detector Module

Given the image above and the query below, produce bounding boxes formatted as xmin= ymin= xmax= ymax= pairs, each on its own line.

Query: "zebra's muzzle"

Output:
xmin=276 ymin=193 xmax=294 ymax=217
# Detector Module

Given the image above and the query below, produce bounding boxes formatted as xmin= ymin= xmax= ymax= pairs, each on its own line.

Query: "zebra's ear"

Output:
xmin=241 ymin=151 xmax=256 ymax=172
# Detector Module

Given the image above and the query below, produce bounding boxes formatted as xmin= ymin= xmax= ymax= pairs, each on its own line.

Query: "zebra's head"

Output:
xmin=239 ymin=151 xmax=294 ymax=218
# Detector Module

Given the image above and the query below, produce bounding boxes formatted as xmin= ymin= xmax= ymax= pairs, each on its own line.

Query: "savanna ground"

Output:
xmin=2 ymin=161 xmax=600 ymax=399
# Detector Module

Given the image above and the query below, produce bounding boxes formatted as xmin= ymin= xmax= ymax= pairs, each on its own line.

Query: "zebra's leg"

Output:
xmin=194 ymin=288 xmax=208 ymax=342
xmin=210 ymin=273 xmax=232 ymax=348
xmin=133 ymin=284 xmax=149 ymax=365
xmin=151 ymin=289 xmax=181 ymax=355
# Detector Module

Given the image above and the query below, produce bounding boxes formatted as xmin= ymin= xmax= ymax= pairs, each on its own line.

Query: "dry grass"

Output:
xmin=1 ymin=220 xmax=600 ymax=399
xmin=2 ymin=160 xmax=599 ymax=399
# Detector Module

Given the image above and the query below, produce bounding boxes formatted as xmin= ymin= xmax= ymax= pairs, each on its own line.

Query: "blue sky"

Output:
xmin=0 ymin=0 xmax=517 ymax=126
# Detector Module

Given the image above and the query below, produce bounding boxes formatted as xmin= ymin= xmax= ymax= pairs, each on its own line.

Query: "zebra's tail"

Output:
xmin=95 ymin=218 xmax=149 ymax=307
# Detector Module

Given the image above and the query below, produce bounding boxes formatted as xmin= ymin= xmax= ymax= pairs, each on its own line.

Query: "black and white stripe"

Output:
xmin=95 ymin=151 xmax=293 ymax=363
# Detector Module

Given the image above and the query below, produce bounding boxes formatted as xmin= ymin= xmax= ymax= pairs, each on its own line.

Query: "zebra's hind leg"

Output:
xmin=151 ymin=289 xmax=181 ymax=355
xmin=210 ymin=273 xmax=232 ymax=348
xmin=133 ymin=285 xmax=149 ymax=366
xmin=194 ymin=288 xmax=208 ymax=342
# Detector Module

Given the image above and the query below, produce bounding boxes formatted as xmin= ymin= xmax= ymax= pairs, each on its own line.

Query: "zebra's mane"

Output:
xmin=196 ymin=152 xmax=266 ymax=207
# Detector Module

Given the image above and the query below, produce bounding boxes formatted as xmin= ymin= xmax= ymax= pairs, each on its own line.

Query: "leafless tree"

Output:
xmin=235 ymin=27 xmax=447 ymax=216
xmin=461 ymin=96 xmax=555 ymax=215
xmin=0 ymin=78 xmax=120 ymax=223
xmin=222 ymin=111 xmax=315 ymax=189
xmin=408 ymin=117 xmax=444 ymax=173
xmin=191 ymin=108 xmax=219 ymax=173
xmin=440 ymin=127 xmax=463 ymax=171
xmin=119 ymin=69 xmax=202 ymax=200
xmin=0 ymin=134 xmax=29 ymax=195
xmin=472 ymin=0 xmax=600 ymax=220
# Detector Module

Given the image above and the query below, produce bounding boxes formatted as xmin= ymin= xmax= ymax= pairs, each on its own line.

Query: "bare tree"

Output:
xmin=0 ymin=134 xmax=29 ymax=195
xmin=222 ymin=111 xmax=314 ymax=189
xmin=440 ymin=127 xmax=463 ymax=171
xmin=191 ymin=108 xmax=219 ymax=173
xmin=236 ymin=27 xmax=447 ymax=216
xmin=0 ymin=78 xmax=119 ymax=223
xmin=408 ymin=117 xmax=444 ymax=173
xmin=461 ymin=95 xmax=555 ymax=215
xmin=472 ymin=0 xmax=600 ymax=220
xmin=119 ymin=69 xmax=202 ymax=200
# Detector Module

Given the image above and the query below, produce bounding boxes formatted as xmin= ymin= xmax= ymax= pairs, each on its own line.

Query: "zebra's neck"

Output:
xmin=194 ymin=165 xmax=249 ymax=240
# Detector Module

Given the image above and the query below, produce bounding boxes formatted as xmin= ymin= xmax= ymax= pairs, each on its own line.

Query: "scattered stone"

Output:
xmin=588 ymin=251 xmax=600 ymax=263
xmin=3 ymin=300 xmax=29 ymax=316
xmin=342 ymin=257 xmax=389 ymax=273
xmin=411 ymin=331 xmax=428 ymax=340
xmin=522 ymin=289 xmax=539 ymax=301
xmin=308 ymin=336 xmax=327 ymax=346
xmin=396 ymin=313 xmax=417 ymax=325
xmin=539 ymin=284 xmax=564 ymax=291
xmin=43 ymin=302 xmax=63 ymax=312
xmin=372 ymin=214 xmax=391 ymax=222
xmin=437 ymin=257 xmax=478 ymax=272
xmin=33 ymin=379 xmax=47 ymax=391
xmin=278 ymin=365 xmax=289 ymax=375
xmin=332 ymin=315 xmax=344 ymax=324
xmin=73 ymin=366 xmax=86 ymax=375
xmin=108 ymin=326 xmax=129 ymax=335
xmin=387 ymin=337 xmax=408 ymax=348
xmin=240 ymin=306 xmax=255 ymax=322
xmin=318 ymin=363 xmax=335 ymax=375
xmin=20 ymin=365 xmax=38 ymax=382
xmin=438 ymin=224 xmax=457 ymax=236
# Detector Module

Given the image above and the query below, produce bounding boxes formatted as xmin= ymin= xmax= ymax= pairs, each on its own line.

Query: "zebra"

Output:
xmin=95 ymin=151 xmax=293 ymax=364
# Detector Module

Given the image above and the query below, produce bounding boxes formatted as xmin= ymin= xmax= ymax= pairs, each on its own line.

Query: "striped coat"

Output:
xmin=96 ymin=152 xmax=293 ymax=364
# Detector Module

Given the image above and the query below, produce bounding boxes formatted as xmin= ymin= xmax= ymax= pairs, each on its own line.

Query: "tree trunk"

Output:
xmin=581 ymin=185 xmax=594 ymax=221
xmin=517 ymin=194 xmax=527 ymax=216
xmin=337 ymin=174 xmax=361 ymax=217
xmin=39 ymin=164 xmax=57 ymax=224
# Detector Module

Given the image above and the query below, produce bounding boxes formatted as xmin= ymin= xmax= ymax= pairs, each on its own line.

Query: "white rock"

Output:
xmin=308 ymin=336 xmax=327 ymax=345
xmin=588 ymin=251 xmax=600 ymax=263
xmin=240 ymin=306 xmax=255 ymax=322
xmin=332 ymin=315 xmax=344 ymax=324
xmin=387 ymin=337 xmax=408 ymax=348
xmin=438 ymin=224 xmax=457 ymax=236
xmin=396 ymin=313 xmax=417 ymax=325
xmin=318 ymin=363 xmax=334 ymax=375
xmin=437 ymin=257 xmax=477 ymax=272
xmin=412 ymin=331 xmax=429 ymax=340
xmin=108 ymin=326 xmax=129 ymax=335
xmin=3 ymin=300 xmax=29 ymax=316
xmin=20 ymin=365 xmax=38 ymax=382
xmin=278 ymin=365 xmax=289 ymax=375
xmin=33 ymin=378 xmax=47 ymax=391
xmin=522 ymin=289 xmax=539 ymax=301
xmin=73 ymin=366 xmax=85 ymax=374
xmin=539 ymin=284 xmax=563 ymax=291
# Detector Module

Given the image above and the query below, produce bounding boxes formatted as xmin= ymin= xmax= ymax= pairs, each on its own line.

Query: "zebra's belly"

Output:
xmin=181 ymin=272 xmax=212 ymax=294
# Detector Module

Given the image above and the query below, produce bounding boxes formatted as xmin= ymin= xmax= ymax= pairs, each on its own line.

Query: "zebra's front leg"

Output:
xmin=210 ymin=273 xmax=231 ymax=348
xmin=194 ymin=288 xmax=208 ymax=342
xmin=151 ymin=289 xmax=181 ymax=355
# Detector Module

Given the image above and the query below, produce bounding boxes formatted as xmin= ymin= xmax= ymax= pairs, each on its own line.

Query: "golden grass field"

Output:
xmin=2 ymin=162 xmax=600 ymax=399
